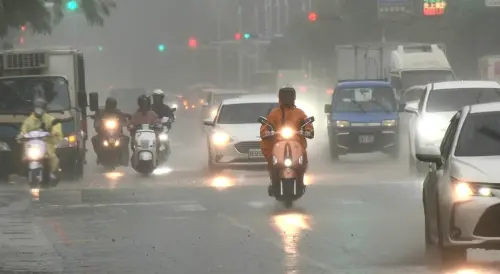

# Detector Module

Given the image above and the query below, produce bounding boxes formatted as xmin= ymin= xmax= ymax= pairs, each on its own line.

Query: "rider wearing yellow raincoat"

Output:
xmin=18 ymin=98 xmax=63 ymax=179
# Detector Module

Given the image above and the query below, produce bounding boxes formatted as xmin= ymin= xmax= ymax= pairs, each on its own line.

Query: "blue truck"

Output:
xmin=324 ymin=80 xmax=405 ymax=160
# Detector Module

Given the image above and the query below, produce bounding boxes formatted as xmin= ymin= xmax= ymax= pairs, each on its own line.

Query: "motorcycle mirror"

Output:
xmin=301 ymin=116 xmax=315 ymax=127
xmin=172 ymin=107 xmax=177 ymax=112
xmin=258 ymin=116 xmax=268 ymax=125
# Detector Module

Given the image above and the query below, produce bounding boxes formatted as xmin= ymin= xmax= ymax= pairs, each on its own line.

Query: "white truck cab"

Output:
xmin=389 ymin=44 xmax=455 ymax=92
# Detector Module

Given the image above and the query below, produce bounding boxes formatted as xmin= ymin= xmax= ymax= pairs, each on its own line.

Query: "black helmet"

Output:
xmin=105 ymin=97 xmax=117 ymax=111
xmin=278 ymin=87 xmax=296 ymax=106
xmin=137 ymin=95 xmax=150 ymax=110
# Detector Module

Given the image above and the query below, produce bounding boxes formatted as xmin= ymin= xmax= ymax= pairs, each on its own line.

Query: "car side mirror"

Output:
xmin=171 ymin=107 xmax=177 ymax=112
xmin=416 ymin=153 xmax=442 ymax=165
xmin=203 ymin=119 xmax=215 ymax=126
xmin=89 ymin=92 xmax=99 ymax=112
xmin=324 ymin=104 xmax=331 ymax=114
xmin=77 ymin=91 xmax=87 ymax=109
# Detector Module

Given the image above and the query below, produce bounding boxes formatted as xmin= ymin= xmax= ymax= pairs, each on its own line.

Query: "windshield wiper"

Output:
xmin=370 ymin=99 xmax=391 ymax=113
xmin=351 ymin=100 xmax=366 ymax=113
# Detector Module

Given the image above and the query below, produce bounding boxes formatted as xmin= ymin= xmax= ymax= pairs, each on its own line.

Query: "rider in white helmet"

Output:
xmin=151 ymin=89 xmax=175 ymax=129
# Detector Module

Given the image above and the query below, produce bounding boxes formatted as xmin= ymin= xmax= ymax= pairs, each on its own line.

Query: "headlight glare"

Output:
xmin=382 ymin=119 xmax=397 ymax=127
xmin=212 ymin=131 xmax=231 ymax=145
xmin=281 ymin=127 xmax=294 ymax=139
xmin=336 ymin=120 xmax=350 ymax=127
xmin=284 ymin=158 xmax=292 ymax=167
xmin=27 ymin=146 xmax=43 ymax=160
xmin=452 ymin=177 xmax=493 ymax=199
xmin=105 ymin=119 xmax=118 ymax=130
xmin=159 ymin=133 xmax=168 ymax=141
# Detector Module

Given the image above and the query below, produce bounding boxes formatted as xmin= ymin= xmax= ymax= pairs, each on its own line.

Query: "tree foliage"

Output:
xmin=0 ymin=0 xmax=116 ymax=37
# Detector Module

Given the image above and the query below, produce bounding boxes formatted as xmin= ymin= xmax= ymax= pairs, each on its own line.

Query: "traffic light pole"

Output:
xmin=238 ymin=5 xmax=244 ymax=88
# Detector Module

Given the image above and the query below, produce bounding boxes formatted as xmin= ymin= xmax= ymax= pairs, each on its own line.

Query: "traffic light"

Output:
xmin=308 ymin=12 xmax=317 ymax=22
xmin=158 ymin=44 xmax=165 ymax=52
xmin=66 ymin=0 xmax=79 ymax=11
xmin=234 ymin=32 xmax=241 ymax=40
xmin=243 ymin=33 xmax=251 ymax=40
xmin=188 ymin=36 xmax=198 ymax=49
xmin=20 ymin=25 xmax=26 ymax=32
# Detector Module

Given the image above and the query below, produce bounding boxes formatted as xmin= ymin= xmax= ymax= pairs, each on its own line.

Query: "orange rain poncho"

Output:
xmin=259 ymin=103 xmax=314 ymax=161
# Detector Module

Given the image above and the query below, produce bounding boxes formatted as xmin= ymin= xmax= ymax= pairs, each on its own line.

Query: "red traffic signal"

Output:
xmin=308 ymin=12 xmax=317 ymax=22
xmin=20 ymin=25 xmax=26 ymax=32
xmin=188 ymin=36 xmax=198 ymax=49
xmin=234 ymin=32 xmax=241 ymax=40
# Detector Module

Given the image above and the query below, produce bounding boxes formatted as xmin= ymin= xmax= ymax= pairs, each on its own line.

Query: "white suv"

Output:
xmin=203 ymin=94 xmax=278 ymax=173
xmin=406 ymin=81 xmax=500 ymax=174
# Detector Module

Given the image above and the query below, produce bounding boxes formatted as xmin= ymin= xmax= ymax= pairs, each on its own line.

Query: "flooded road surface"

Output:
xmin=1 ymin=113 xmax=499 ymax=274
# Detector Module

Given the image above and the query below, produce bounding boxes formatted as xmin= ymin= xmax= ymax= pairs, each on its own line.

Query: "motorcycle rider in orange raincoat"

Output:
xmin=260 ymin=87 xmax=314 ymax=196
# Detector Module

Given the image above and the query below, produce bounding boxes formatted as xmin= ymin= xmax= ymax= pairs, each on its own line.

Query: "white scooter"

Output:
xmin=131 ymin=123 xmax=161 ymax=175
xmin=19 ymin=119 xmax=62 ymax=189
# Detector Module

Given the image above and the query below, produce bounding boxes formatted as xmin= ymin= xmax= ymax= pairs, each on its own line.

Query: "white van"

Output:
xmin=389 ymin=44 xmax=455 ymax=92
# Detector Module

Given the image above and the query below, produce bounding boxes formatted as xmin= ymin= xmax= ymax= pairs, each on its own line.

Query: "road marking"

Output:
xmin=338 ymin=199 xmax=364 ymax=205
xmin=247 ymin=201 xmax=267 ymax=208
xmin=172 ymin=204 xmax=206 ymax=212
xmin=46 ymin=200 xmax=199 ymax=209
xmin=161 ymin=216 xmax=190 ymax=220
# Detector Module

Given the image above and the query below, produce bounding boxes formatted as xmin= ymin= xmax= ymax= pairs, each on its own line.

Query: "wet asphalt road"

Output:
xmin=1 ymin=110 xmax=500 ymax=273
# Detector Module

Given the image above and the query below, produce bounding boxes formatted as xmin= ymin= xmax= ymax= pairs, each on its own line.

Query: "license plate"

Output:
xmin=359 ymin=135 xmax=374 ymax=144
xmin=248 ymin=149 xmax=263 ymax=158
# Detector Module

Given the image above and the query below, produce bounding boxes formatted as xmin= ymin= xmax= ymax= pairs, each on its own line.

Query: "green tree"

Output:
xmin=0 ymin=0 xmax=116 ymax=37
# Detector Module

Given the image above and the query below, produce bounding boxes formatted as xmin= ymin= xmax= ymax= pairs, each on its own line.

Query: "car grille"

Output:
xmin=234 ymin=141 xmax=260 ymax=153
xmin=473 ymin=204 xmax=500 ymax=237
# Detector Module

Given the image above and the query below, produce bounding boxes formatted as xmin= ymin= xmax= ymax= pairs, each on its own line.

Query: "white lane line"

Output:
xmin=338 ymin=199 xmax=364 ymax=205
xmin=217 ymin=213 xmax=336 ymax=273
xmin=46 ymin=200 xmax=198 ymax=209
xmin=247 ymin=201 xmax=267 ymax=208
xmin=171 ymin=204 xmax=206 ymax=212
xmin=161 ymin=216 xmax=190 ymax=220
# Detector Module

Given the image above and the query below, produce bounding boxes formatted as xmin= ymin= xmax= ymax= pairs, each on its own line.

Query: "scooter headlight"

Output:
xmin=26 ymin=146 xmax=43 ymax=160
xmin=284 ymin=158 xmax=292 ymax=167
xmin=281 ymin=127 xmax=294 ymax=139
xmin=159 ymin=133 xmax=168 ymax=141
xmin=104 ymin=119 xmax=118 ymax=130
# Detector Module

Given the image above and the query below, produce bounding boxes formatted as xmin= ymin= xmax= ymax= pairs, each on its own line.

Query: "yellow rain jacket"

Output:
xmin=18 ymin=113 xmax=63 ymax=173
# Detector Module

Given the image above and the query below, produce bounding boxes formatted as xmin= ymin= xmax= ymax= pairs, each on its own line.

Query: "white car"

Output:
xmin=203 ymin=94 xmax=278 ymax=173
xmin=406 ymin=81 xmax=500 ymax=174
xmin=419 ymin=101 xmax=500 ymax=264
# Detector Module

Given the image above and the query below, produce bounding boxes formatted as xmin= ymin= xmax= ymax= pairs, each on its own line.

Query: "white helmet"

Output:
xmin=153 ymin=89 xmax=165 ymax=96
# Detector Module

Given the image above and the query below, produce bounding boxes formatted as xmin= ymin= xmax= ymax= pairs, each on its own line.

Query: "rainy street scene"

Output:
xmin=1 ymin=0 xmax=500 ymax=273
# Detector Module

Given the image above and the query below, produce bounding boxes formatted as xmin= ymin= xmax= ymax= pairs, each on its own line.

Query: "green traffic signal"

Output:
xmin=243 ymin=33 xmax=251 ymax=40
xmin=158 ymin=44 xmax=165 ymax=52
xmin=98 ymin=46 xmax=103 ymax=51
xmin=66 ymin=0 xmax=78 ymax=11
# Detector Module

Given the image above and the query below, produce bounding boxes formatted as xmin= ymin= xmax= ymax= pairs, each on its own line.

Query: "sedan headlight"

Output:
xmin=382 ymin=119 xmax=397 ymax=127
xmin=26 ymin=146 xmax=43 ymax=160
xmin=336 ymin=120 xmax=350 ymax=128
xmin=452 ymin=177 xmax=493 ymax=200
xmin=212 ymin=131 xmax=232 ymax=145
xmin=0 ymin=141 xmax=11 ymax=151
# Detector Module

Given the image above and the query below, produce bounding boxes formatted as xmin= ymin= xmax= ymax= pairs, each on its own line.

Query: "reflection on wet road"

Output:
xmin=0 ymin=114 xmax=499 ymax=273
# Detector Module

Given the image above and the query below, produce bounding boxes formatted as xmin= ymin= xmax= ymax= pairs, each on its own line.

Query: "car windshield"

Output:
xmin=333 ymin=87 xmax=397 ymax=112
xmin=401 ymin=70 xmax=454 ymax=89
xmin=212 ymin=93 xmax=245 ymax=105
xmin=455 ymin=111 xmax=500 ymax=157
xmin=426 ymin=88 xmax=500 ymax=113
xmin=217 ymin=103 xmax=278 ymax=124
xmin=0 ymin=76 xmax=70 ymax=113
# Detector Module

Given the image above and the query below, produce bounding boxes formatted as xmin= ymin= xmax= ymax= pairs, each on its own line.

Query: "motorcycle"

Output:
xmin=258 ymin=116 xmax=315 ymax=208
xmin=19 ymin=119 xmax=63 ymax=189
xmin=158 ymin=117 xmax=172 ymax=163
xmin=96 ymin=116 xmax=124 ymax=169
xmin=131 ymin=123 xmax=161 ymax=175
